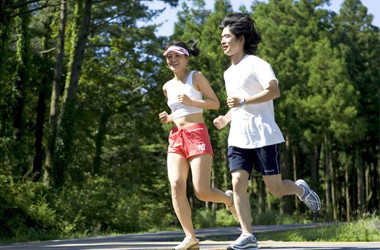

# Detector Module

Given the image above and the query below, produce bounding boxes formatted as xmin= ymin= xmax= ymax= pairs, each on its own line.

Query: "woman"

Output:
xmin=159 ymin=40 xmax=237 ymax=250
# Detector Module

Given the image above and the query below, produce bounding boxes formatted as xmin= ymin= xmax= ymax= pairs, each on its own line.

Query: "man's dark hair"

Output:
xmin=220 ymin=13 xmax=261 ymax=55
xmin=164 ymin=40 xmax=200 ymax=56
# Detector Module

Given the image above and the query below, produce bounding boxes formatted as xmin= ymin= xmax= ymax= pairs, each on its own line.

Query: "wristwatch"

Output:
xmin=239 ymin=97 xmax=246 ymax=106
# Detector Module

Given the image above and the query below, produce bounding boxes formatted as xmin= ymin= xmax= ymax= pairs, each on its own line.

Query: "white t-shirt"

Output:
xmin=224 ymin=55 xmax=285 ymax=149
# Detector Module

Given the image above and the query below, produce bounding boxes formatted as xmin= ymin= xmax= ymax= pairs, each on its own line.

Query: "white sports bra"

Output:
xmin=166 ymin=71 xmax=203 ymax=119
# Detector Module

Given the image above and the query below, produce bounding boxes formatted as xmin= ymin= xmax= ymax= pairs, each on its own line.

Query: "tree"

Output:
xmin=32 ymin=12 xmax=55 ymax=181
xmin=13 ymin=3 xmax=32 ymax=176
xmin=45 ymin=0 xmax=68 ymax=184
xmin=333 ymin=0 xmax=380 ymax=214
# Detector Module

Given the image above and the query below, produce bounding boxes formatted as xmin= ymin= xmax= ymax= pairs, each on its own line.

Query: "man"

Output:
xmin=213 ymin=13 xmax=321 ymax=250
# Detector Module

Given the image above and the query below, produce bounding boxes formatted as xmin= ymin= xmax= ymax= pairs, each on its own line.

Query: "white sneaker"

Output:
xmin=173 ymin=236 xmax=199 ymax=250
xmin=295 ymin=179 xmax=321 ymax=212
xmin=227 ymin=233 xmax=259 ymax=250
xmin=225 ymin=190 xmax=239 ymax=222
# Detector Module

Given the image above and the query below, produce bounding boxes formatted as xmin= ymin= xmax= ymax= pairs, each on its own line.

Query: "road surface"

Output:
xmin=1 ymin=223 xmax=379 ymax=250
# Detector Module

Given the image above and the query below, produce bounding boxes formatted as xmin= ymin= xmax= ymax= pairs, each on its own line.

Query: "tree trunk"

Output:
xmin=223 ymin=146 xmax=229 ymax=189
xmin=345 ymin=163 xmax=351 ymax=222
xmin=211 ymin=168 xmax=216 ymax=212
xmin=33 ymin=74 xmax=49 ymax=181
xmin=281 ymin=136 xmax=292 ymax=213
xmin=32 ymin=18 xmax=53 ymax=181
xmin=356 ymin=148 xmax=364 ymax=216
xmin=329 ymin=145 xmax=337 ymax=220
xmin=311 ymin=145 xmax=318 ymax=187
xmin=365 ymin=163 xmax=370 ymax=208
xmin=253 ymin=177 xmax=261 ymax=213
xmin=374 ymin=159 xmax=380 ymax=208
xmin=292 ymin=146 xmax=298 ymax=210
xmin=54 ymin=0 xmax=92 ymax=187
xmin=13 ymin=4 xmax=30 ymax=176
xmin=93 ymin=110 xmax=110 ymax=175
xmin=45 ymin=0 xmax=67 ymax=184
xmin=321 ymin=140 xmax=331 ymax=218
xmin=266 ymin=176 xmax=272 ymax=211
xmin=259 ymin=178 xmax=266 ymax=213
xmin=0 ymin=0 xmax=12 ymax=76
xmin=0 ymin=2 xmax=12 ymax=144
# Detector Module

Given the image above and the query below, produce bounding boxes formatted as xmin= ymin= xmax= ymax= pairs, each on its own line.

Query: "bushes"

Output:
xmin=0 ymin=174 xmax=58 ymax=241
xmin=53 ymin=174 xmax=173 ymax=235
xmin=53 ymin=176 xmax=139 ymax=234
xmin=193 ymin=208 xmax=239 ymax=229
xmin=251 ymin=210 xmax=313 ymax=226
xmin=215 ymin=209 xmax=239 ymax=227
xmin=0 ymin=173 xmax=174 ymax=242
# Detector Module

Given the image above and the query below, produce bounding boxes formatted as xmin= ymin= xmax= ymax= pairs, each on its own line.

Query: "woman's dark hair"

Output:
xmin=219 ymin=13 xmax=261 ymax=55
xmin=164 ymin=40 xmax=200 ymax=56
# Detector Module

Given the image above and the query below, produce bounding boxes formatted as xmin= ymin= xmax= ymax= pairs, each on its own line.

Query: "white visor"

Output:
xmin=163 ymin=45 xmax=189 ymax=56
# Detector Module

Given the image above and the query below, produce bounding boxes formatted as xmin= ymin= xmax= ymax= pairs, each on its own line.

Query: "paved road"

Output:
xmin=1 ymin=223 xmax=379 ymax=250
xmin=2 ymin=239 xmax=380 ymax=250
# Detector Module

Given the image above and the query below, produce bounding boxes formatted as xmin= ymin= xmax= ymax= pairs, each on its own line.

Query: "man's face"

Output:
xmin=221 ymin=26 xmax=244 ymax=56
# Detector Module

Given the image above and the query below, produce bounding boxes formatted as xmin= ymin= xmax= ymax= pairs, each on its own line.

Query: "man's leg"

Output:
xmin=231 ymin=169 xmax=252 ymax=234
xmin=255 ymin=144 xmax=321 ymax=212
xmin=227 ymin=170 xmax=258 ymax=250
xmin=263 ymin=174 xmax=303 ymax=197
xmin=263 ymin=174 xmax=321 ymax=212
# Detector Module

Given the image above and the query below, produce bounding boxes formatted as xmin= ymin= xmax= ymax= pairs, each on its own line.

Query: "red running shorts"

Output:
xmin=168 ymin=123 xmax=213 ymax=159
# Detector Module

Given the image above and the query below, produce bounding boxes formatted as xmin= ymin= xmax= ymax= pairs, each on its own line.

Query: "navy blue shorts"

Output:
xmin=227 ymin=144 xmax=282 ymax=177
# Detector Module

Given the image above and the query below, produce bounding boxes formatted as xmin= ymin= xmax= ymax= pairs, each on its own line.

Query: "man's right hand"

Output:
xmin=213 ymin=115 xmax=229 ymax=130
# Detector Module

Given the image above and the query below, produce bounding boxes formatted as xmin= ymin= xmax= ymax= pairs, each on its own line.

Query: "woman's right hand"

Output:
xmin=213 ymin=115 xmax=228 ymax=130
xmin=159 ymin=111 xmax=171 ymax=124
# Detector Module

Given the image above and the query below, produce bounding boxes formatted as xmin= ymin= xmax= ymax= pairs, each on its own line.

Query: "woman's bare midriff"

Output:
xmin=173 ymin=112 xmax=204 ymax=129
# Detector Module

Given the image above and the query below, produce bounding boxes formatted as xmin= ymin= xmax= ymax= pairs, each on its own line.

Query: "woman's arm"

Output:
xmin=159 ymin=83 xmax=173 ymax=123
xmin=178 ymin=71 xmax=220 ymax=110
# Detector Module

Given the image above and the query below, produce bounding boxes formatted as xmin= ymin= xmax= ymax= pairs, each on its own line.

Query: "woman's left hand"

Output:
xmin=177 ymin=94 xmax=192 ymax=106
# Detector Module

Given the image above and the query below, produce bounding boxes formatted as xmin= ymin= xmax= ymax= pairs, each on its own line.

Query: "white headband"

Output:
xmin=163 ymin=45 xmax=189 ymax=56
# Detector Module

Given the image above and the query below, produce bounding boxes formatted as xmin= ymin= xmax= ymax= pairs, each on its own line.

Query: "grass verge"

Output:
xmin=256 ymin=216 xmax=380 ymax=242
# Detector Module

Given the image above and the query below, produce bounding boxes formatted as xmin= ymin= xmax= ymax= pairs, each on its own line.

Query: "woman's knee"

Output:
xmin=170 ymin=179 xmax=186 ymax=195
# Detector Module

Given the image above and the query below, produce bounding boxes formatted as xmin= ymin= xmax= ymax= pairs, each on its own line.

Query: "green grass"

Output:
xmin=256 ymin=216 xmax=380 ymax=242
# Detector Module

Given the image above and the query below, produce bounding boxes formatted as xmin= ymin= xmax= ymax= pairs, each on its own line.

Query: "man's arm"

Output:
xmin=227 ymin=79 xmax=280 ymax=108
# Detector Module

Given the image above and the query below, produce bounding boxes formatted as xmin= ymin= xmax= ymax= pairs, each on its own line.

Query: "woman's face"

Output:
xmin=221 ymin=26 xmax=244 ymax=56
xmin=165 ymin=52 xmax=188 ymax=73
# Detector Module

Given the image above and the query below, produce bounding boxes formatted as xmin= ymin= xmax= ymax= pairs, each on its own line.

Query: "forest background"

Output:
xmin=0 ymin=0 xmax=379 ymax=241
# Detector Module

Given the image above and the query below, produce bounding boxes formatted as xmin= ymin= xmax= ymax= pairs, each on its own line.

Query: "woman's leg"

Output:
xmin=167 ymin=153 xmax=196 ymax=239
xmin=189 ymin=154 xmax=233 ymax=206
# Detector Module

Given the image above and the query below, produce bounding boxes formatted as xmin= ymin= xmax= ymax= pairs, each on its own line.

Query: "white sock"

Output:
xmin=242 ymin=232 xmax=253 ymax=237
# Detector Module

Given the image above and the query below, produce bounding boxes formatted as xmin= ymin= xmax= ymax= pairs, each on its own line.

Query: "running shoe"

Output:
xmin=227 ymin=233 xmax=259 ymax=250
xmin=173 ymin=236 xmax=199 ymax=250
xmin=225 ymin=190 xmax=239 ymax=222
xmin=295 ymin=179 xmax=321 ymax=212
